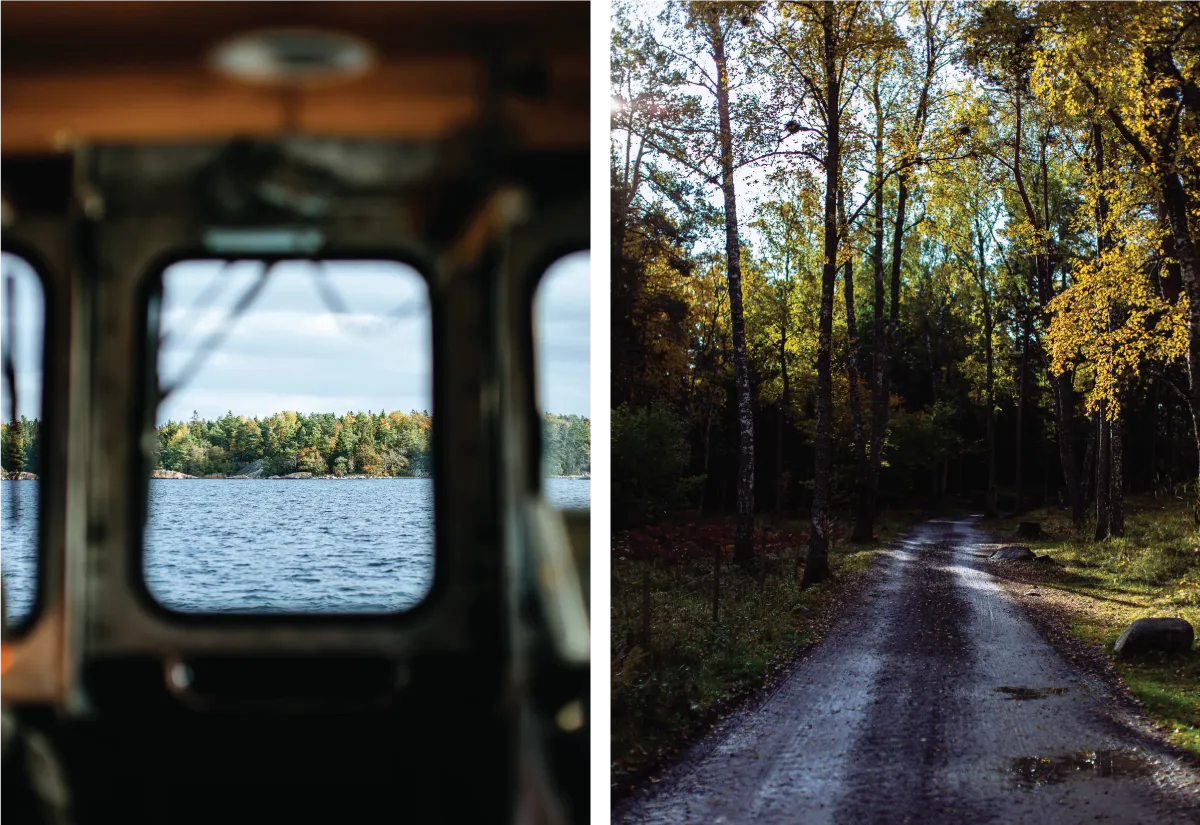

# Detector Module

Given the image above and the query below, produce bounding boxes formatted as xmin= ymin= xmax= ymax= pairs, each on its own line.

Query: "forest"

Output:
xmin=1 ymin=410 xmax=590 ymax=478
xmin=614 ymin=0 xmax=1200 ymax=571
xmin=612 ymin=0 xmax=1200 ymax=785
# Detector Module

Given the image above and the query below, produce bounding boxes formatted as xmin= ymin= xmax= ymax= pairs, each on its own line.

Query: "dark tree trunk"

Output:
xmin=700 ymin=396 xmax=714 ymax=513
xmin=845 ymin=256 xmax=870 ymax=542
xmin=804 ymin=3 xmax=839 ymax=587
xmin=708 ymin=17 xmax=756 ymax=563
xmin=1082 ymin=408 xmax=1098 ymax=505
xmin=1167 ymin=389 xmax=1176 ymax=488
xmin=884 ymin=171 xmax=910 ymax=443
xmin=776 ymin=326 xmax=787 ymax=522
xmin=1015 ymin=318 xmax=1029 ymax=513
xmin=1111 ymin=409 xmax=1124 ymax=537
xmin=1095 ymin=121 xmax=1122 ymax=539
xmin=865 ymin=72 xmax=887 ymax=538
xmin=1095 ymin=401 xmax=1111 ymax=541
xmin=841 ymin=193 xmax=870 ymax=543
xmin=1149 ymin=380 xmax=1159 ymax=491
xmin=977 ymin=221 xmax=998 ymax=518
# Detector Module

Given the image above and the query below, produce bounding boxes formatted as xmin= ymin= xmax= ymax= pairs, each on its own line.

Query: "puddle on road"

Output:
xmin=1007 ymin=750 xmax=1154 ymax=789
xmin=994 ymin=686 xmax=1067 ymax=700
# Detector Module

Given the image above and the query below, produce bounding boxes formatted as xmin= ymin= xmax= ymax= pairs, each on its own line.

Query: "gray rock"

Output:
xmin=235 ymin=458 xmax=265 ymax=479
xmin=276 ymin=472 xmax=313 ymax=480
xmin=990 ymin=546 xmax=1036 ymax=561
xmin=1114 ymin=618 xmax=1194 ymax=656
xmin=1017 ymin=521 xmax=1042 ymax=538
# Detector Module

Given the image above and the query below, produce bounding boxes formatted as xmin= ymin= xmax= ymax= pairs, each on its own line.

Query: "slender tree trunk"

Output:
xmin=1015 ymin=318 xmax=1029 ymax=513
xmin=776 ymin=317 xmax=789 ymax=522
xmin=804 ymin=3 xmax=839 ymax=587
xmin=1167 ymin=389 xmax=1176 ymax=487
xmin=845 ymin=256 xmax=870 ymax=542
xmin=1149 ymin=380 xmax=1159 ymax=491
xmin=1082 ymin=409 xmax=1098 ymax=505
xmin=884 ymin=170 xmax=910 ymax=451
xmin=841 ymin=193 xmax=871 ymax=543
xmin=1095 ymin=120 xmax=1123 ymax=538
xmin=701 ymin=396 xmax=714 ymax=514
xmin=708 ymin=18 xmax=756 ymax=564
xmin=778 ymin=251 xmax=793 ymax=522
xmin=1095 ymin=400 xmax=1111 ymax=541
xmin=984 ymin=305 xmax=997 ymax=518
xmin=866 ymin=71 xmax=887 ymax=537
xmin=976 ymin=220 xmax=998 ymax=518
xmin=1111 ymin=408 xmax=1124 ymax=537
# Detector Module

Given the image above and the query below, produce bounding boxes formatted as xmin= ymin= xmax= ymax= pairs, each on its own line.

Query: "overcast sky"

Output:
xmin=0 ymin=250 xmax=590 ymax=424
xmin=0 ymin=253 xmax=43 ymax=424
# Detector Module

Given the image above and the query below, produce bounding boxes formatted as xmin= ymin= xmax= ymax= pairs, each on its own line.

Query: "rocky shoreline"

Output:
xmin=149 ymin=469 xmax=589 ymax=480
xmin=9 ymin=469 xmax=587 ymax=481
xmin=150 ymin=469 xmax=431 ymax=480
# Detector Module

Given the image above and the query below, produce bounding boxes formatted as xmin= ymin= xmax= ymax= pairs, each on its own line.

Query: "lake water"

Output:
xmin=1 ymin=477 xmax=589 ymax=623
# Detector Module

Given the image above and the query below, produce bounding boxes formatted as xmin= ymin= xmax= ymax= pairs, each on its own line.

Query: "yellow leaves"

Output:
xmin=1046 ymin=245 xmax=1187 ymax=419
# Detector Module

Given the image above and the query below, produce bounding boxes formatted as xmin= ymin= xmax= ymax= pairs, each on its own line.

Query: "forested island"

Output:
xmin=1 ymin=410 xmax=590 ymax=478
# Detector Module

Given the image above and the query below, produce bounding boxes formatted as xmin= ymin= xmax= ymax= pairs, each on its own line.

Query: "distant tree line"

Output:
xmin=158 ymin=409 xmax=590 ymax=478
xmin=541 ymin=413 xmax=591 ymax=477
xmin=156 ymin=410 xmax=433 ymax=477
xmin=0 ymin=417 xmax=41 ymax=475
xmin=3 ymin=410 xmax=588 ymax=479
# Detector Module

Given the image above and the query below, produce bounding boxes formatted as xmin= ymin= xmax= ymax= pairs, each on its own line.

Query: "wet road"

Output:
xmin=615 ymin=517 xmax=1200 ymax=825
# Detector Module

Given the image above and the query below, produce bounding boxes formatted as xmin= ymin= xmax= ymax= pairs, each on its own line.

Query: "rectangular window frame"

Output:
xmin=0 ymin=243 xmax=57 ymax=638
xmin=524 ymin=246 xmax=591 ymax=498
xmin=131 ymin=249 xmax=445 ymax=625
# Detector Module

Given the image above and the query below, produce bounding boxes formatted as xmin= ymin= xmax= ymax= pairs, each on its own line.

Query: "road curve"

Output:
xmin=614 ymin=516 xmax=1200 ymax=825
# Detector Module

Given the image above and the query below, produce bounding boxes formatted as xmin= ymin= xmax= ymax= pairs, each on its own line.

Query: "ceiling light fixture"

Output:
xmin=208 ymin=28 xmax=376 ymax=89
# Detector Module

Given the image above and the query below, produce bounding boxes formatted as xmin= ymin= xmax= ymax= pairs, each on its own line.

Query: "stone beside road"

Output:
xmin=1114 ymin=617 xmax=1195 ymax=657
xmin=989 ymin=545 xmax=1037 ymax=561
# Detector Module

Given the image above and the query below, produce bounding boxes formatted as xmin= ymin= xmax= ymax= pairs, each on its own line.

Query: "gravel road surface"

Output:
xmin=614 ymin=516 xmax=1200 ymax=825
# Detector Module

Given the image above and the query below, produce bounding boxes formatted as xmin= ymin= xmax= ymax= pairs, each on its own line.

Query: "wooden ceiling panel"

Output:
xmin=1 ymin=1 xmax=590 ymax=73
xmin=1 ymin=1 xmax=589 ymax=154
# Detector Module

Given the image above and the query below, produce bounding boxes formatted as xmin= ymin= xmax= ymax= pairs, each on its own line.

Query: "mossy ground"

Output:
xmin=992 ymin=496 xmax=1200 ymax=762
xmin=610 ymin=511 xmax=917 ymax=793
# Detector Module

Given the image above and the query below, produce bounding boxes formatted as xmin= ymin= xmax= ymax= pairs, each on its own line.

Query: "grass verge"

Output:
xmin=990 ymin=496 xmax=1200 ymax=762
xmin=610 ymin=511 xmax=916 ymax=796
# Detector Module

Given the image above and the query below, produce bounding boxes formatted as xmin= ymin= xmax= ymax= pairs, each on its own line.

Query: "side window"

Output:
xmin=1 ymin=252 xmax=46 ymax=629
xmin=533 ymin=251 xmax=590 ymax=509
xmin=144 ymin=259 xmax=434 ymax=614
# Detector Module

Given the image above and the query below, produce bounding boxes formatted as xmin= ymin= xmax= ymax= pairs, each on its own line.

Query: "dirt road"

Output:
xmin=614 ymin=516 xmax=1200 ymax=825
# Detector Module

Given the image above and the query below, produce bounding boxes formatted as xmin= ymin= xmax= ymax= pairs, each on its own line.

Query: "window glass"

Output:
xmin=145 ymin=259 xmax=433 ymax=613
xmin=1 ymin=252 xmax=45 ymax=628
xmin=534 ymin=252 xmax=590 ymax=509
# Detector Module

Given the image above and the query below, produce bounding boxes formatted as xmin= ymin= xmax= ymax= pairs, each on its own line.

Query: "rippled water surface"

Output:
xmin=1 ymin=478 xmax=588 ymax=622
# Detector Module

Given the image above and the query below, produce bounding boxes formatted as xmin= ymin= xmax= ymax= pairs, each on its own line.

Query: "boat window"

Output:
xmin=1 ymin=252 xmax=46 ymax=630
xmin=143 ymin=259 xmax=433 ymax=614
xmin=534 ymin=251 xmax=590 ymax=509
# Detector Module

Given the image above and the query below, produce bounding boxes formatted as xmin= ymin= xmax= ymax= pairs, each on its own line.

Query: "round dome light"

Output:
xmin=209 ymin=28 xmax=375 ymax=88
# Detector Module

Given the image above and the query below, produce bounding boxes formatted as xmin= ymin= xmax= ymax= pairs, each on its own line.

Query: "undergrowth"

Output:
xmin=994 ymin=496 xmax=1200 ymax=761
xmin=610 ymin=511 xmax=916 ymax=791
